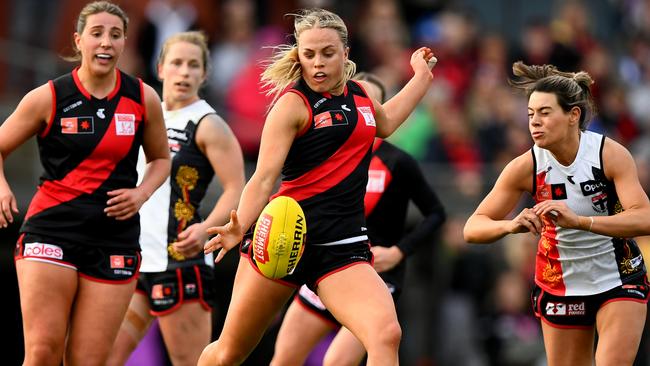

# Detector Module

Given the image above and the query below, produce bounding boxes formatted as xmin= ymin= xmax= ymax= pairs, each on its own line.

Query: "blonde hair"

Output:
xmin=261 ymin=8 xmax=357 ymax=105
xmin=66 ymin=1 xmax=129 ymax=62
xmin=158 ymin=31 xmax=211 ymax=76
xmin=509 ymin=61 xmax=596 ymax=130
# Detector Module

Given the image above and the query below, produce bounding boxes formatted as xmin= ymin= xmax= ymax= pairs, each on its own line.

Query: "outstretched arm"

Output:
xmin=372 ymin=47 xmax=435 ymax=137
xmin=204 ymin=92 xmax=309 ymax=262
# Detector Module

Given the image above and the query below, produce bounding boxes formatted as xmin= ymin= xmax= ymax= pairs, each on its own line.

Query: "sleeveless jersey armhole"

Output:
xmin=286 ymin=89 xmax=312 ymax=137
xmin=599 ymin=134 xmax=607 ymax=178
xmin=530 ymin=148 xmax=537 ymax=198
xmin=351 ymin=80 xmax=377 ymax=116
xmin=39 ymin=80 xmax=57 ymax=138
xmin=139 ymin=78 xmax=147 ymax=124
xmin=194 ymin=112 xmax=217 ymax=146
xmin=106 ymin=69 xmax=122 ymax=100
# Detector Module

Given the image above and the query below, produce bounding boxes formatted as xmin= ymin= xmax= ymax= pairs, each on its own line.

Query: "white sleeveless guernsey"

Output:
xmin=137 ymin=100 xmax=216 ymax=272
xmin=532 ymin=130 xmax=645 ymax=296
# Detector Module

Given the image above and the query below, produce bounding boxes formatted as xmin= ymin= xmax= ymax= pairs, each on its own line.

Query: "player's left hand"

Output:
xmin=204 ymin=210 xmax=243 ymax=263
xmin=532 ymin=200 xmax=581 ymax=229
xmin=105 ymin=188 xmax=149 ymax=220
xmin=173 ymin=223 xmax=209 ymax=257
xmin=371 ymin=245 xmax=404 ymax=273
xmin=410 ymin=46 xmax=436 ymax=77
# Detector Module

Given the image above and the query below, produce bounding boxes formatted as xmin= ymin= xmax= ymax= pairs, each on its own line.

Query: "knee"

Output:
xmin=24 ymin=341 xmax=63 ymax=366
xmin=24 ymin=339 xmax=63 ymax=365
xmin=198 ymin=340 xmax=247 ymax=366
xmin=376 ymin=319 xmax=402 ymax=348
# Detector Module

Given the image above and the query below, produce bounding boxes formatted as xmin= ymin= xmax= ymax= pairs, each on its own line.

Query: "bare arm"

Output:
xmin=172 ymin=113 xmax=246 ymax=257
xmin=373 ymin=47 xmax=435 ymax=138
xmin=204 ymin=92 xmax=308 ymax=262
xmin=0 ymin=84 xmax=51 ymax=226
xmin=533 ymin=138 xmax=650 ymax=237
xmin=105 ymin=83 xmax=170 ymax=220
xmin=464 ymin=152 xmax=543 ymax=243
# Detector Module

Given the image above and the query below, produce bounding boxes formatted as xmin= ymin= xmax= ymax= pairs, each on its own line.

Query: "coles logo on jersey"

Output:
xmin=24 ymin=242 xmax=63 ymax=260
xmin=357 ymin=106 xmax=376 ymax=127
xmin=314 ymin=110 xmax=348 ymax=129
xmin=61 ymin=117 xmax=94 ymax=134
xmin=115 ymin=113 xmax=136 ymax=136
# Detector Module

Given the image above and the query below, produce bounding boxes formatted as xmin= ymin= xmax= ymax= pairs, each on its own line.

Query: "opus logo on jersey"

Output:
xmin=24 ymin=243 xmax=63 ymax=260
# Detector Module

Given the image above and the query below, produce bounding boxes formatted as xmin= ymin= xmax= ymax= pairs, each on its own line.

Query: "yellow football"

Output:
xmin=252 ymin=196 xmax=307 ymax=279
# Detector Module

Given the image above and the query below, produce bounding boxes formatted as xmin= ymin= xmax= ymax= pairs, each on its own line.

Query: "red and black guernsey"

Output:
xmin=364 ymin=139 xmax=446 ymax=290
xmin=272 ymin=78 xmax=376 ymax=244
xmin=20 ymin=68 xmax=146 ymax=249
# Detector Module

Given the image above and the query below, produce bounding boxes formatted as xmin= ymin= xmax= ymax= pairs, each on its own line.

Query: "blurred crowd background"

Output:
xmin=2 ymin=0 xmax=650 ymax=365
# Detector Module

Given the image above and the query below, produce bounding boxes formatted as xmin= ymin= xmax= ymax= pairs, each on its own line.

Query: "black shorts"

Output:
xmin=239 ymin=227 xmax=373 ymax=292
xmin=15 ymin=233 xmax=140 ymax=283
xmin=531 ymin=275 xmax=650 ymax=329
xmin=136 ymin=264 xmax=215 ymax=316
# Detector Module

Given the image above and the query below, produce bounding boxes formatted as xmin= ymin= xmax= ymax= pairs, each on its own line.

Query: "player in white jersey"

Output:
xmin=464 ymin=61 xmax=650 ymax=366
xmin=107 ymin=31 xmax=245 ymax=366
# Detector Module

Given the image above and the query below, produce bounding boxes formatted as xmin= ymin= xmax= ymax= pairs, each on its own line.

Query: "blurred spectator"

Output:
xmin=353 ymin=0 xmax=412 ymax=94
xmin=550 ymin=0 xmax=598 ymax=55
xmin=6 ymin=0 xmax=650 ymax=364
xmin=620 ymin=0 xmax=650 ymax=39
xmin=434 ymin=215 xmax=497 ymax=366
xmin=619 ymin=35 xmax=650 ymax=131
xmin=510 ymin=17 xmax=581 ymax=72
xmin=221 ymin=27 xmax=284 ymax=159
xmin=137 ymin=0 xmax=199 ymax=89
xmin=425 ymin=106 xmax=481 ymax=174
xmin=208 ymin=0 xmax=257 ymax=111
xmin=414 ymin=8 xmax=479 ymax=107
xmin=483 ymin=270 xmax=545 ymax=366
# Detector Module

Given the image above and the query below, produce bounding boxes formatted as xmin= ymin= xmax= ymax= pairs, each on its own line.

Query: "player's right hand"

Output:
xmin=508 ymin=207 xmax=543 ymax=235
xmin=204 ymin=209 xmax=243 ymax=263
xmin=0 ymin=183 xmax=18 ymax=228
